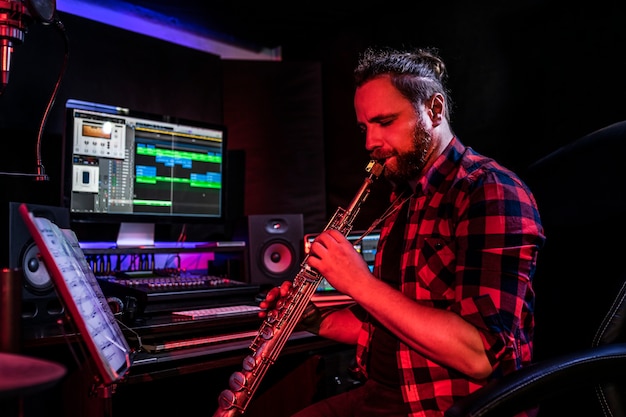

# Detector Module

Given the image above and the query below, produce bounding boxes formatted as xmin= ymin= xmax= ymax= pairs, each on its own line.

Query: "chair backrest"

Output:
xmin=522 ymin=121 xmax=626 ymax=416
xmin=523 ymin=120 xmax=626 ymax=360
xmin=592 ymin=278 xmax=626 ymax=416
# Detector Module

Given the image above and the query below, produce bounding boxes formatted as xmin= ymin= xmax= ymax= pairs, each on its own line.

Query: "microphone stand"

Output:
xmin=0 ymin=9 xmax=69 ymax=181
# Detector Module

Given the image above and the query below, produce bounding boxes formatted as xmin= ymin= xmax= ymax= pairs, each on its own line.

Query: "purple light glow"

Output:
xmin=56 ymin=0 xmax=281 ymax=61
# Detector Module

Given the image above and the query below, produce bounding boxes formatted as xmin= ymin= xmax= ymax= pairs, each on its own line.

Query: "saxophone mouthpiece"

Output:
xmin=366 ymin=160 xmax=385 ymax=177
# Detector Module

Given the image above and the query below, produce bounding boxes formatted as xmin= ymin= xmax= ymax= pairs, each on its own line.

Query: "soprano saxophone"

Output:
xmin=212 ymin=160 xmax=384 ymax=417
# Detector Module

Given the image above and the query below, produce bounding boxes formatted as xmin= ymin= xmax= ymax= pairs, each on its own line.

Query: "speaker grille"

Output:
xmin=246 ymin=214 xmax=303 ymax=287
xmin=8 ymin=202 xmax=69 ymax=324
xmin=260 ymin=240 xmax=296 ymax=276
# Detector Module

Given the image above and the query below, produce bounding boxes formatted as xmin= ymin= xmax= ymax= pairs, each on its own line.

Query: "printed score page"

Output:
xmin=19 ymin=203 xmax=131 ymax=385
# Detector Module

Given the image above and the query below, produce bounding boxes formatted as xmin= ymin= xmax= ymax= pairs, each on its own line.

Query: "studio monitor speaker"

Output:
xmin=245 ymin=214 xmax=304 ymax=287
xmin=8 ymin=202 xmax=70 ymax=324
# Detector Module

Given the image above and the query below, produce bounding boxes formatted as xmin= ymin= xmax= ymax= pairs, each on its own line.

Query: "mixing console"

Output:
xmin=97 ymin=272 xmax=261 ymax=317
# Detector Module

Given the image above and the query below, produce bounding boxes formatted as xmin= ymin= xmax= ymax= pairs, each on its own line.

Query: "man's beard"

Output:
xmin=384 ymin=123 xmax=432 ymax=184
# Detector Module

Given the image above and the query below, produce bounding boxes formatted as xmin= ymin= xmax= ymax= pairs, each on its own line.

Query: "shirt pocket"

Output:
xmin=412 ymin=236 xmax=456 ymax=300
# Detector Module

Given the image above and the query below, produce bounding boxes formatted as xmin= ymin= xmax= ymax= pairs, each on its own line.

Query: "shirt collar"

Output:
xmin=392 ymin=136 xmax=465 ymax=199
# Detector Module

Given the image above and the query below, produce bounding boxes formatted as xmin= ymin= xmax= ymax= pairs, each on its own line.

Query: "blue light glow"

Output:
xmin=56 ymin=0 xmax=281 ymax=61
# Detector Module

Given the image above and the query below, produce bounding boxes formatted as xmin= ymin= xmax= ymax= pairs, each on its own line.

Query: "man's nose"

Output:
xmin=364 ymin=129 xmax=382 ymax=151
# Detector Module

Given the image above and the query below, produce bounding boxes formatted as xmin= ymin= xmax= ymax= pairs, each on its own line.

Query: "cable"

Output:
xmin=35 ymin=16 xmax=69 ymax=181
xmin=0 ymin=13 xmax=69 ymax=179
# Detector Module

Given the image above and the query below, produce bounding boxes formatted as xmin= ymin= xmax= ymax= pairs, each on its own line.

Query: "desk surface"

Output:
xmin=0 ymin=352 xmax=66 ymax=398
xmin=21 ymin=294 xmax=355 ymax=387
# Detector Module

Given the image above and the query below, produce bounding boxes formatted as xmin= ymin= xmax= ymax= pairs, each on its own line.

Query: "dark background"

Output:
xmin=2 ymin=1 xmax=625 ymax=243
xmin=3 ymin=2 xmax=626 ymax=415
xmin=2 ymin=0 xmax=626 ymax=242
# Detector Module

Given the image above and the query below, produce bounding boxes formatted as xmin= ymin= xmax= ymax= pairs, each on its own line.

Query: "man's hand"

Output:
xmin=257 ymin=280 xmax=331 ymax=335
xmin=258 ymin=280 xmax=293 ymax=319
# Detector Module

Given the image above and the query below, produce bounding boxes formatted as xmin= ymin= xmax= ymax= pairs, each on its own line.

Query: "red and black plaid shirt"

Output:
xmin=355 ymin=137 xmax=545 ymax=416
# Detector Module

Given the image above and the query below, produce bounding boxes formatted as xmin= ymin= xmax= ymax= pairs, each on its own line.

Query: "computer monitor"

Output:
xmin=60 ymin=99 xmax=228 ymax=246
xmin=304 ymin=229 xmax=380 ymax=293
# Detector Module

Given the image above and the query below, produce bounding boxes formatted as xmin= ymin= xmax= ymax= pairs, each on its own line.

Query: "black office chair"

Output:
xmin=445 ymin=121 xmax=626 ymax=417
xmin=445 ymin=282 xmax=626 ymax=417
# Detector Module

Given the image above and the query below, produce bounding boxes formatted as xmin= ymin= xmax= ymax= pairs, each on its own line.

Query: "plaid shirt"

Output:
xmin=355 ymin=137 xmax=545 ymax=416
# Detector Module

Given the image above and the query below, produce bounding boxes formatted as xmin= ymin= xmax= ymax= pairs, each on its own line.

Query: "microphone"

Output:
xmin=0 ymin=0 xmax=33 ymax=93
xmin=0 ymin=0 xmax=56 ymax=94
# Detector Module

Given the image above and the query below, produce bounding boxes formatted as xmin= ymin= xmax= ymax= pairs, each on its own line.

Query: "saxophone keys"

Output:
xmin=266 ymin=309 xmax=279 ymax=323
xmin=242 ymin=355 xmax=258 ymax=371
xmin=260 ymin=325 xmax=274 ymax=340
xmin=217 ymin=389 xmax=236 ymax=409
xmin=228 ymin=371 xmax=247 ymax=391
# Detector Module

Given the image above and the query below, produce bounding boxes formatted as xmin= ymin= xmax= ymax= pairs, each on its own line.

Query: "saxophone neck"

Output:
xmin=343 ymin=160 xmax=384 ymax=222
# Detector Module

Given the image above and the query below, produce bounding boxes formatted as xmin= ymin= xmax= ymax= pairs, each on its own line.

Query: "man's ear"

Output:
xmin=428 ymin=94 xmax=445 ymax=126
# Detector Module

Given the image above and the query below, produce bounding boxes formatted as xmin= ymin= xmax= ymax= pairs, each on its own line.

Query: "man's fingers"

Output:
xmin=280 ymin=280 xmax=292 ymax=296
xmin=259 ymin=281 xmax=293 ymax=314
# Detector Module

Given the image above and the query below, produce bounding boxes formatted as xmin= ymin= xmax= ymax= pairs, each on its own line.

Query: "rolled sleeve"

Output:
xmin=449 ymin=294 xmax=508 ymax=367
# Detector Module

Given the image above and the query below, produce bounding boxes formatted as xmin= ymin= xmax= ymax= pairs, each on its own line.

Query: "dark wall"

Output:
xmin=222 ymin=60 xmax=327 ymax=234
xmin=276 ymin=2 xmax=626 ymax=230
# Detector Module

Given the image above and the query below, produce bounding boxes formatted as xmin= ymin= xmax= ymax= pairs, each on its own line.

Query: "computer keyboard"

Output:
xmin=172 ymin=304 xmax=261 ymax=319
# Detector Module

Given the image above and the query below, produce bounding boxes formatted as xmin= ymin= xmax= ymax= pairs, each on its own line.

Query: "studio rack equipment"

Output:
xmin=83 ymin=244 xmax=260 ymax=318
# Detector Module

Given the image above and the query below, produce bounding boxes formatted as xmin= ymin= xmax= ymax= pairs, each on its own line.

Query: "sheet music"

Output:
xmin=21 ymin=205 xmax=131 ymax=384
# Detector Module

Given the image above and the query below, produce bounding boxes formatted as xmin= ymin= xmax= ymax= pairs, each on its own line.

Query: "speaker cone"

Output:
xmin=260 ymin=240 xmax=295 ymax=276
xmin=21 ymin=242 xmax=53 ymax=294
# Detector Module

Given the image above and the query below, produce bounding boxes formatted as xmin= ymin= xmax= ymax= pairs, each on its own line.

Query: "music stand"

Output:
xmin=18 ymin=203 xmax=132 ymax=389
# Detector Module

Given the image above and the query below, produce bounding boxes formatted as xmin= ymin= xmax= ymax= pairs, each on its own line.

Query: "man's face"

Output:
xmin=354 ymin=75 xmax=433 ymax=184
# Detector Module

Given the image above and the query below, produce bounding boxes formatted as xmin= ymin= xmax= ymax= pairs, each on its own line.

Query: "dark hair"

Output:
xmin=354 ymin=46 xmax=452 ymax=121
